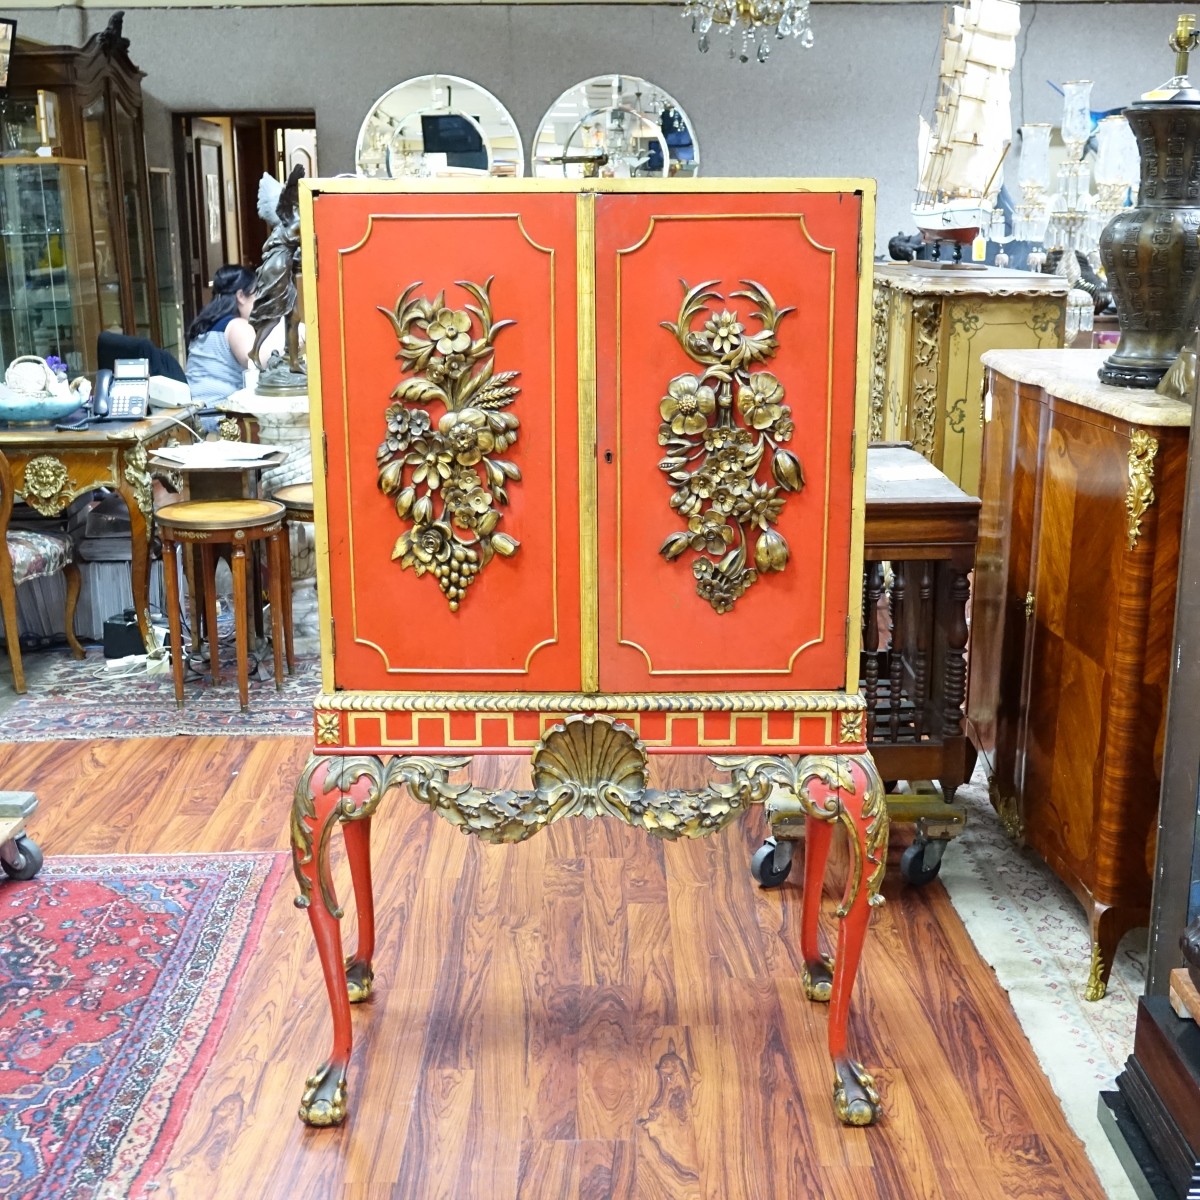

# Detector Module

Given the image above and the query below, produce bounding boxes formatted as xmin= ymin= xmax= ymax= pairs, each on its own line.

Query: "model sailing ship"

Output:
xmin=912 ymin=0 xmax=1021 ymax=251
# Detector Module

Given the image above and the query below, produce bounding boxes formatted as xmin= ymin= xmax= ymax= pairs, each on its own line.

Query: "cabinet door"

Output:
xmin=968 ymin=375 xmax=1044 ymax=801
xmin=1021 ymin=404 xmax=1158 ymax=900
xmin=310 ymin=191 xmax=583 ymax=693
xmin=593 ymin=190 xmax=864 ymax=693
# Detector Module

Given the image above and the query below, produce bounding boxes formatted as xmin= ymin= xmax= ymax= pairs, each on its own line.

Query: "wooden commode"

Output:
xmin=968 ymin=348 xmax=1189 ymax=999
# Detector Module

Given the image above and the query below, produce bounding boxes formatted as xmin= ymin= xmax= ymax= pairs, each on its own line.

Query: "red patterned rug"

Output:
xmin=0 ymin=852 xmax=287 ymax=1199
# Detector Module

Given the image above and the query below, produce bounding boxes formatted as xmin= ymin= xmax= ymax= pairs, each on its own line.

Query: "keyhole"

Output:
xmin=604 ymin=449 xmax=613 ymax=464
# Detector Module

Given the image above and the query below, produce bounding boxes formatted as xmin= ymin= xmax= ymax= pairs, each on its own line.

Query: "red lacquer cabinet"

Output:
xmin=291 ymin=180 xmax=887 ymax=1131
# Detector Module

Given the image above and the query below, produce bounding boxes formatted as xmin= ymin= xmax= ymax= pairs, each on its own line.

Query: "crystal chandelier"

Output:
xmin=683 ymin=0 xmax=814 ymax=63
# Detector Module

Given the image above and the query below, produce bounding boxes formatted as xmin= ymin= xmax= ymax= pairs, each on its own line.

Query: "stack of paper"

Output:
xmin=153 ymin=442 xmax=283 ymax=468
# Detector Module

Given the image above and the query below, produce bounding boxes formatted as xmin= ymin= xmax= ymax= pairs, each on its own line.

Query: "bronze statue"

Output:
xmin=250 ymin=164 xmax=306 ymax=393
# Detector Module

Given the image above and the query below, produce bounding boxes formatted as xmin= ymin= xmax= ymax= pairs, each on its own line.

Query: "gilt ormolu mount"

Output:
xmin=293 ymin=178 xmax=884 ymax=1131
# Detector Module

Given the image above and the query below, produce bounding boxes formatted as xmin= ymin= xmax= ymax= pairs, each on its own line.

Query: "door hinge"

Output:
xmin=1024 ymin=592 xmax=1035 ymax=620
xmin=850 ymin=429 xmax=857 ymax=473
xmin=322 ymin=431 xmax=328 ymax=475
xmin=330 ymin=618 xmax=336 ymax=659
xmin=312 ymin=232 xmax=318 ymax=280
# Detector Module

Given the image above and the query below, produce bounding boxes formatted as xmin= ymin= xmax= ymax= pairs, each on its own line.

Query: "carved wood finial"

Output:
xmin=98 ymin=11 xmax=130 ymax=59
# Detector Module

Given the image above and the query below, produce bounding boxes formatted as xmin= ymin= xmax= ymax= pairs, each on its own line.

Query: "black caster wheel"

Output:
xmin=900 ymin=838 xmax=946 ymax=887
xmin=1 ymin=834 xmax=44 ymax=881
xmin=750 ymin=837 xmax=794 ymax=889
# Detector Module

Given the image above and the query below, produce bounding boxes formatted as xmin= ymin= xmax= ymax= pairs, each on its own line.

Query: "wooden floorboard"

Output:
xmin=0 ymin=734 xmax=1108 ymax=1199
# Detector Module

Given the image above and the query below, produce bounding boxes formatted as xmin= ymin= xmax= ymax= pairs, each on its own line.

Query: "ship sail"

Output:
xmin=913 ymin=0 xmax=1021 ymax=243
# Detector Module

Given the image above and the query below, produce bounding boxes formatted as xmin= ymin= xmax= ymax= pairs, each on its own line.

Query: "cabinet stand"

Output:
xmin=290 ymin=717 xmax=887 ymax=1129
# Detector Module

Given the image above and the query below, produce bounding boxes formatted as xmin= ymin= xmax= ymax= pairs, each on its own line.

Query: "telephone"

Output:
xmin=93 ymin=358 xmax=149 ymax=421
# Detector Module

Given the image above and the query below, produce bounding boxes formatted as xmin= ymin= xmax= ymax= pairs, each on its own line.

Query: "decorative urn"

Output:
xmin=1098 ymin=14 xmax=1200 ymax=388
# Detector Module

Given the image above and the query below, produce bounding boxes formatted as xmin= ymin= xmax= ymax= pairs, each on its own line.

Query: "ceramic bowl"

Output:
xmin=0 ymin=383 xmax=81 ymax=424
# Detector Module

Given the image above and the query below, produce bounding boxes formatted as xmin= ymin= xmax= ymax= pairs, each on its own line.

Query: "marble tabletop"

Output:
xmin=982 ymin=348 xmax=1194 ymax=428
xmin=874 ymin=262 xmax=1070 ymax=297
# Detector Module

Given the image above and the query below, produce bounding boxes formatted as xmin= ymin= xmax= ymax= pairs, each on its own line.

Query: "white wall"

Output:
xmin=15 ymin=2 xmax=1179 ymax=249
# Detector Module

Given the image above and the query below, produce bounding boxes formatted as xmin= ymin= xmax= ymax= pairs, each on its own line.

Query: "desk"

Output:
xmin=0 ymin=412 xmax=192 ymax=650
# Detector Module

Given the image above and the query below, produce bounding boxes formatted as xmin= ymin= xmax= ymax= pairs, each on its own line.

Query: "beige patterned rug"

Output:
xmin=939 ymin=765 xmax=1143 ymax=1200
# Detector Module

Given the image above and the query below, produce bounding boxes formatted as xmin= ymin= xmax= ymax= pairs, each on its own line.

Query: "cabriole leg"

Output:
xmin=290 ymin=753 xmax=393 ymax=1127
xmin=342 ymin=816 xmax=376 ymax=1002
xmin=800 ymin=817 xmax=834 ymax=1002
xmin=797 ymin=752 xmax=888 ymax=1127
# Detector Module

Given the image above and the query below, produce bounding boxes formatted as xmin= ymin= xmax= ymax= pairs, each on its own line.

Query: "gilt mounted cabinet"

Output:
xmin=294 ymin=180 xmax=885 ymax=1130
xmin=869 ymin=264 xmax=1068 ymax=498
xmin=969 ymin=349 xmax=1189 ymax=1000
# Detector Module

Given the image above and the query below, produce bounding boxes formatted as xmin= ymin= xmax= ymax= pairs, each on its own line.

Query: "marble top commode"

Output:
xmin=982 ymin=349 xmax=1193 ymax=428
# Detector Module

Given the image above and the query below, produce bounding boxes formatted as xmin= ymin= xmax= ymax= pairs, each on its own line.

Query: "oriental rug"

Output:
xmin=940 ymin=766 xmax=1143 ymax=1200
xmin=0 ymin=852 xmax=287 ymax=1200
xmin=0 ymin=649 xmax=319 ymax=741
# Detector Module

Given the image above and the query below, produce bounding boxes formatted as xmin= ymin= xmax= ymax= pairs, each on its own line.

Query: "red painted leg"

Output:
xmin=342 ymin=816 xmax=376 ymax=1002
xmin=797 ymin=753 xmax=888 ymax=1127
xmin=800 ymin=817 xmax=834 ymax=1003
xmin=290 ymin=753 xmax=393 ymax=1127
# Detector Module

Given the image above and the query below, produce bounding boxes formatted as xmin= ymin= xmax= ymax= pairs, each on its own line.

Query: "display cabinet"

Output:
xmin=149 ymin=167 xmax=184 ymax=362
xmin=968 ymin=348 xmax=1189 ymax=1001
xmin=3 ymin=14 xmax=160 ymax=343
xmin=292 ymin=178 xmax=887 ymax=1132
xmin=869 ymin=263 xmax=1068 ymax=497
xmin=0 ymin=158 xmax=99 ymax=374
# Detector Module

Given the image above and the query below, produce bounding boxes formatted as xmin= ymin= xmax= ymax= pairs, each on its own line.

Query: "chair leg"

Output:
xmin=201 ymin=544 xmax=220 ymax=685
xmin=161 ymin=539 xmax=185 ymax=709
xmin=0 ymin=549 xmax=25 ymax=694
xmin=267 ymin=528 xmax=286 ymax=691
xmin=232 ymin=543 xmax=249 ymax=710
xmin=63 ymin=563 xmax=85 ymax=660
xmin=280 ymin=518 xmax=295 ymax=674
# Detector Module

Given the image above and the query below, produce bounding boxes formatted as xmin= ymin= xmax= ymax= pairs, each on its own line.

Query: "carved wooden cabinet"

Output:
xmin=968 ymin=348 xmax=1189 ymax=1000
xmin=292 ymin=179 xmax=889 ymax=1131
xmin=7 ymin=15 xmax=161 ymax=342
xmin=869 ymin=264 xmax=1068 ymax=497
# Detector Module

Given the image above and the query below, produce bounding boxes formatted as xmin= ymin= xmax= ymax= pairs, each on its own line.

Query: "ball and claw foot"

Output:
xmin=299 ymin=1061 xmax=348 ymax=1127
xmin=802 ymin=954 xmax=835 ymax=1003
xmin=346 ymin=957 xmax=374 ymax=1003
xmin=833 ymin=1058 xmax=882 ymax=1127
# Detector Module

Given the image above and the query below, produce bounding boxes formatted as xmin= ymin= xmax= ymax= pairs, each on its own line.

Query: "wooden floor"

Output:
xmin=0 ymin=735 xmax=1107 ymax=1200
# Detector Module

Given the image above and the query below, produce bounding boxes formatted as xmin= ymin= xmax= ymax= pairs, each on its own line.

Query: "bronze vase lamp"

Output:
xmin=1098 ymin=14 xmax=1200 ymax=389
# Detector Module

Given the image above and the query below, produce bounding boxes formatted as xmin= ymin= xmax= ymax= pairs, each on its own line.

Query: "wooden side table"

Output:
xmin=864 ymin=445 xmax=979 ymax=884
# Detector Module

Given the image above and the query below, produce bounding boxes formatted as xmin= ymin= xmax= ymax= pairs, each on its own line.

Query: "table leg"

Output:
xmin=183 ymin=544 xmax=202 ymax=653
xmin=161 ymin=539 xmax=185 ymax=709
xmin=63 ymin=563 xmax=85 ymax=660
xmin=201 ymin=545 xmax=220 ymax=685
xmin=115 ymin=478 xmax=155 ymax=653
xmin=232 ymin=543 xmax=249 ymax=710
xmin=0 ymin=547 xmax=25 ymax=694
xmin=267 ymin=528 xmax=285 ymax=690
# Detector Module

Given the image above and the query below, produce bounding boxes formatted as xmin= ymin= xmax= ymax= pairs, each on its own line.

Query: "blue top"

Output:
xmin=185 ymin=316 xmax=245 ymax=405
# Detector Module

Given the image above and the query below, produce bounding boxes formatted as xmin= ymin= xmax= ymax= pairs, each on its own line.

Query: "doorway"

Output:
xmin=174 ymin=111 xmax=318 ymax=330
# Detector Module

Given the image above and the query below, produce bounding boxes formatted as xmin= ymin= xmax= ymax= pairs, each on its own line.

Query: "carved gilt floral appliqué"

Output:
xmin=376 ymin=278 xmax=521 ymax=610
xmin=658 ymin=280 xmax=803 ymax=613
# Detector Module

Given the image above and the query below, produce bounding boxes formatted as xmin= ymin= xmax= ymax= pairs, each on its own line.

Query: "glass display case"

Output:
xmin=149 ymin=167 xmax=184 ymax=362
xmin=0 ymin=158 xmax=99 ymax=373
xmin=3 ymin=15 xmax=161 ymax=345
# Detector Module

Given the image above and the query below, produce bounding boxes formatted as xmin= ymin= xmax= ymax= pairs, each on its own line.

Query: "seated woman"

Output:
xmin=184 ymin=263 xmax=257 ymax=407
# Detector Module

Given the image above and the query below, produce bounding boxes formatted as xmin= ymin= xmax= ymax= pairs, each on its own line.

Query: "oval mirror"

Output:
xmin=532 ymin=75 xmax=699 ymax=179
xmin=356 ymin=74 xmax=524 ymax=179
